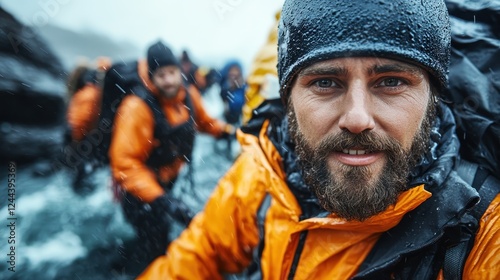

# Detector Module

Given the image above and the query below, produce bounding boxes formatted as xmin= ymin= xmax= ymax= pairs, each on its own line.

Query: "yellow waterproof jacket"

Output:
xmin=109 ymin=60 xmax=227 ymax=203
xmin=139 ymin=121 xmax=500 ymax=279
xmin=242 ymin=11 xmax=280 ymax=124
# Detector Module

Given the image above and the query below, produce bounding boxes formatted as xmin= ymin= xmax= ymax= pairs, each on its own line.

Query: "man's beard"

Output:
xmin=158 ymin=84 xmax=180 ymax=99
xmin=288 ymin=98 xmax=436 ymax=221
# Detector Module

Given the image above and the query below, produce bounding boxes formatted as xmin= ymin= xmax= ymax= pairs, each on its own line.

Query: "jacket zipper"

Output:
xmin=287 ymin=230 xmax=309 ymax=280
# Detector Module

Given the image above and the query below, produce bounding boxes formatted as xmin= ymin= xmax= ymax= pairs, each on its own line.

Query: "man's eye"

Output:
xmin=380 ymin=78 xmax=402 ymax=87
xmin=314 ymin=79 xmax=334 ymax=88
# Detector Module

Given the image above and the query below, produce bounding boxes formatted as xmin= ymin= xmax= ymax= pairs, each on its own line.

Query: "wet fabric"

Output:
xmin=444 ymin=0 xmax=500 ymax=176
xmin=143 ymin=91 xmax=196 ymax=169
xmin=138 ymin=104 xmax=500 ymax=279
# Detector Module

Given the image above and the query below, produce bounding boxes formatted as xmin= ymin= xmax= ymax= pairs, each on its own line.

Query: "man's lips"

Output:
xmin=331 ymin=148 xmax=384 ymax=166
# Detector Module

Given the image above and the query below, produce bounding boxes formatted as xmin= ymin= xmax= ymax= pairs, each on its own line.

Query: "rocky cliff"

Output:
xmin=0 ymin=7 xmax=67 ymax=163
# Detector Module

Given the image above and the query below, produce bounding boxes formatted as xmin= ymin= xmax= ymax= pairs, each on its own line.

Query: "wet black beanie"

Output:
xmin=278 ymin=0 xmax=451 ymax=100
xmin=147 ymin=41 xmax=179 ymax=77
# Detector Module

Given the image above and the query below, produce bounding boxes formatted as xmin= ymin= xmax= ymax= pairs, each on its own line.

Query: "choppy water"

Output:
xmin=0 ymin=87 xmax=239 ymax=280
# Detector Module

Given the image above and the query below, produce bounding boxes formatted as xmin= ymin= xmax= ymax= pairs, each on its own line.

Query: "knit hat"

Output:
xmin=147 ymin=41 xmax=179 ymax=77
xmin=278 ymin=0 xmax=451 ymax=101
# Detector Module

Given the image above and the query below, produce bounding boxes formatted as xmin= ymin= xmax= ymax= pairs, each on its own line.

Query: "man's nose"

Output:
xmin=338 ymin=83 xmax=376 ymax=134
xmin=163 ymin=74 xmax=176 ymax=84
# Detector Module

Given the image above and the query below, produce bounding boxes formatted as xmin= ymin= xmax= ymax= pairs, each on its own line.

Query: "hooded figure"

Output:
xmin=219 ymin=60 xmax=246 ymax=125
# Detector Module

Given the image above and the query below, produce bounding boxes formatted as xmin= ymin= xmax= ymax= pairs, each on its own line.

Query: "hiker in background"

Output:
xmin=219 ymin=60 xmax=246 ymax=126
xmin=138 ymin=0 xmax=500 ymax=279
xmin=179 ymin=49 xmax=212 ymax=94
xmin=67 ymin=57 xmax=111 ymax=142
xmin=241 ymin=10 xmax=280 ymax=124
xmin=108 ymin=40 xmax=235 ymax=273
xmin=216 ymin=60 xmax=246 ymax=158
xmin=65 ymin=56 xmax=111 ymax=191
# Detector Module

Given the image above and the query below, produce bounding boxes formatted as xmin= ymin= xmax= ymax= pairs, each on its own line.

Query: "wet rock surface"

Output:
xmin=0 ymin=7 xmax=67 ymax=163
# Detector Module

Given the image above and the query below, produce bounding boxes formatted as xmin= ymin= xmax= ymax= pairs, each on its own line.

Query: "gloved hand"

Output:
xmin=150 ymin=193 xmax=195 ymax=226
xmin=219 ymin=124 xmax=236 ymax=140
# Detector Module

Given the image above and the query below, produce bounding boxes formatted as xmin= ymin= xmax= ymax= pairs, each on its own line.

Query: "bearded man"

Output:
xmin=138 ymin=1 xmax=500 ymax=279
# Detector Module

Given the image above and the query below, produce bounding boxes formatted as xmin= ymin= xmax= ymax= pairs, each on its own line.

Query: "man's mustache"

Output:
xmin=316 ymin=130 xmax=403 ymax=155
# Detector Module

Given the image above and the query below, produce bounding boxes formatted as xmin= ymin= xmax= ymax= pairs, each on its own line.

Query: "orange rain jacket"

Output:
xmin=67 ymin=83 xmax=102 ymax=142
xmin=109 ymin=60 xmax=227 ymax=203
xmin=138 ymin=120 xmax=500 ymax=279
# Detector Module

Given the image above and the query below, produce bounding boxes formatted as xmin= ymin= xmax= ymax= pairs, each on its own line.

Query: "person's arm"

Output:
xmin=109 ymin=95 xmax=164 ymax=203
xmin=137 ymin=152 xmax=264 ymax=279
xmin=189 ymin=86 xmax=231 ymax=137
xmin=463 ymin=194 xmax=500 ymax=279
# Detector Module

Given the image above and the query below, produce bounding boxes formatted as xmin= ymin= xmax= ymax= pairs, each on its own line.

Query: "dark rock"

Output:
xmin=0 ymin=7 xmax=66 ymax=162
xmin=0 ymin=7 xmax=64 ymax=76
xmin=0 ymin=122 xmax=65 ymax=162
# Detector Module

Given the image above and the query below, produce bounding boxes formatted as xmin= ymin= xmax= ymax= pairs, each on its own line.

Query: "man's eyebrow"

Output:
xmin=368 ymin=63 xmax=423 ymax=76
xmin=298 ymin=66 xmax=348 ymax=77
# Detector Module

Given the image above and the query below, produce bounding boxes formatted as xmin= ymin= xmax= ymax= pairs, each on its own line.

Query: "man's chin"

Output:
xmin=160 ymin=89 xmax=178 ymax=99
xmin=327 ymin=155 xmax=385 ymax=187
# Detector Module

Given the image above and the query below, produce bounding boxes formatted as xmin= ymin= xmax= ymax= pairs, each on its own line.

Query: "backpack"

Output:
xmin=93 ymin=61 xmax=142 ymax=163
xmin=445 ymin=0 xmax=500 ymax=177
xmin=67 ymin=65 xmax=93 ymax=97
xmin=439 ymin=1 xmax=500 ymax=277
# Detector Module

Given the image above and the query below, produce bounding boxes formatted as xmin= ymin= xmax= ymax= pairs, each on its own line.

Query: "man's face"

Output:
xmin=227 ymin=66 xmax=243 ymax=89
xmin=288 ymin=57 xmax=435 ymax=221
xmin=152 ymin=65 xmax=182 ymax=99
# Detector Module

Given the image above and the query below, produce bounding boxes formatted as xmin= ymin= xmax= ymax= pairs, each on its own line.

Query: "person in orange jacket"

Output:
xmin=67 ymin=57 xmax=111 ymax=142
xmin=109 ymin=41 xmax=234 ymax=270
xmin=138 ymin=1 xmax=500 ymax=279
xmin=65 ymin=57 xmax=111 ymax=190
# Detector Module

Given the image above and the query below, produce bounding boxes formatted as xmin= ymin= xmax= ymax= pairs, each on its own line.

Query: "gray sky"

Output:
xmin=1 ymin=0 xmax=284 ymax=70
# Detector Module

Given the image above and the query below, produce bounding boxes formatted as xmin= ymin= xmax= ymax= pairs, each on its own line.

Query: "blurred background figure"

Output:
xmin=215 ymin=60 xmax=246 ymax=159
xmin=242 ymin=10 xmax=281 ymax=124
xmin=219 ymin=60 xmax=246 ymax=126
xmin=66 ymin=56 xmax=111 ymax=141
xmin=179 ymin=49 xmax=214 ymax=94
xmin=65 ymin=57 xmax=111 ymax=192
xmin=107 ymin=41 xmax=235 ymax=275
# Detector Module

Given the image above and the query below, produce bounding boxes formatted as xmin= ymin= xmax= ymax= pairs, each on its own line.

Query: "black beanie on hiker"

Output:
xmin=147 ymin=41 xmax=179 ymax=78
xmin=277 ymin=0 xmax=451 ymax=101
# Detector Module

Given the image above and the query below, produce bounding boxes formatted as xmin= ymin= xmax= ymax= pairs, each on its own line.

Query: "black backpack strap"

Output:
xmin=245 ymin=193 xmax=272 ymax=280
xmin=444 ymin=160 xmax=500 ymax=279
